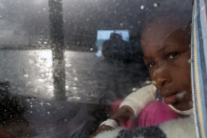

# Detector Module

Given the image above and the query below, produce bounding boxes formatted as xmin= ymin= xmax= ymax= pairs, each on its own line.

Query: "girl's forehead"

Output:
xmin=164 ymin=28 xmax=191 ymax=46
xmin=141 ymin=17 xmax=186 ymax=47
xmin=142 ymin=30 xmax=190 ymax=59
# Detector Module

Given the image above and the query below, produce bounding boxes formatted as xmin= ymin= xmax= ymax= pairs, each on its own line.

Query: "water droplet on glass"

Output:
xmin=74 ymin=77 xmax=78 ymax=81
xmin=153 ymin=3 xmax=158 ymax=7
xmin=132 ymin=88 xmax=137 ymax=92
xmin=188 ymin=59 xmax=192 ymax=63
xmin=40 ymin=73 xmax=45 ymax=78
xmin=189 ymin=101 xmax=193 ymax=107
xmin=38 ymin=79 xmax=44 ymax=82
xmin=140 ymin=5 xmax=145 ymax=9
xmin=29 ymin=59 xmax=34 ymax=64
xmin=177 ymin=91 xmax=186 ymax=100
xmin=145 ymin=80 xmax=151 ymax=84
xmin=24 ymin=74 xmax=28 ymax=78
xmin=151 ymin=81 xmax=156 ymax=85
xmin=65 ymin=85 xmax=69 ymax=90
xmin=66 ymin=64 xmax=72 ymax=67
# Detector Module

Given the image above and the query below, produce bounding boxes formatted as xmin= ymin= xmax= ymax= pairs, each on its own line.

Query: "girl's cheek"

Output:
xmin=148 ymin=69 xmax=154 ymax=77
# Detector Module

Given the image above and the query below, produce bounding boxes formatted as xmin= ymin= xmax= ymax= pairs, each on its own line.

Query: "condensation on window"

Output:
xmin=0 ymin=0 xmax=192 ymax=138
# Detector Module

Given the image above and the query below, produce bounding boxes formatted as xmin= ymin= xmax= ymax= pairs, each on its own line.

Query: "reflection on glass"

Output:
xmin=96 ymin=30 xmax=129 ymax=57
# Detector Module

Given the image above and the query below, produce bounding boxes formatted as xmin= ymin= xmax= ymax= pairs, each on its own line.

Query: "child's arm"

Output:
xmin=89 ymin=105 xmax=134 ymax=138
xmin=119 ymin=84 xmax=157 ymax=117
xmin=89 ymin=84 xmax=156 ymax=138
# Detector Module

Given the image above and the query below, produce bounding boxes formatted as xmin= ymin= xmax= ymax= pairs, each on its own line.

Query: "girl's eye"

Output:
xmin=147 ymin=62 xmax=155 ymax=68
xmin=168 ymin=52 xmax=180 ymax=59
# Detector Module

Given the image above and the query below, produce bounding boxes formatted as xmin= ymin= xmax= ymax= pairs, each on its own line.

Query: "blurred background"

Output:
xmin=0 ymin=0 xmax=192 ymax=137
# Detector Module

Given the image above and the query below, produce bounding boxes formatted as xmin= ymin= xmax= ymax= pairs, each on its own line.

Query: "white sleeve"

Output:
xmin=119 ymin=84 xmax=157 ymax=117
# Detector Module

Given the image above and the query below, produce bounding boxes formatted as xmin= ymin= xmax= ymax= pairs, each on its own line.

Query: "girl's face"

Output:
xmin=141 ymin=28 xmax=192 ymax=111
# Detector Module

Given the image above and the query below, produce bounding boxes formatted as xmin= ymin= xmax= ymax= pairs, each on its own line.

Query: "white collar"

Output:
xmin=168 ymin=105 xmax=193 ymax=115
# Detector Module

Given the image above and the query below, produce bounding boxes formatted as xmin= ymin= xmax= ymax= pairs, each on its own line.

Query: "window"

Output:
xmin=0 ymin=0 xmax=193 ymax=138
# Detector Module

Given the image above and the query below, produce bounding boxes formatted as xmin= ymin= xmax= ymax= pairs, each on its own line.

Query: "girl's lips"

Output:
xmin=163 ymin=94 xmax=178 ymax=105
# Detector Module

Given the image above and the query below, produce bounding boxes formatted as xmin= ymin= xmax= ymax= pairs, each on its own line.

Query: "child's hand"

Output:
xmin=89 ymin=124 xmax=113 ymax=138
xmin=89 ymin=105 xmax=134 ymax=138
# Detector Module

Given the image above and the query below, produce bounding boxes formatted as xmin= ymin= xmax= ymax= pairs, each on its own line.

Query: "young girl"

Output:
xmin=90 ymin=17 xmax=196 ymax=138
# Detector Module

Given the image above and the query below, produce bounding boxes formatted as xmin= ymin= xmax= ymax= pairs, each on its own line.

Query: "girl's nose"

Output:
xmin=152 ymin=65 xmax=171 ymax=89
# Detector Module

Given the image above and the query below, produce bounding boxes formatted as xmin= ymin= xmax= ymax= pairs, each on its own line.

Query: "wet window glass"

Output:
xmin=0 ymin=0 xmax=193 ymax=138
